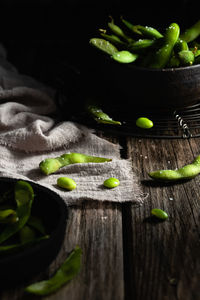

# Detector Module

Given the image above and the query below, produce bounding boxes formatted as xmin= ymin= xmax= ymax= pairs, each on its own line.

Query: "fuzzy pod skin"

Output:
xmin=148 ymin=155 xmax=200 ymax=182
xmin=148 ymin=23 xmax=180 ymax=69
xmin=39 ymin=153 xmax=112 ymax=175
xmin=121 ymin=18 xmax=163 ymax=39
xmin=178 ymin=50 xmax=194 ymax=66
xmin=89 ymin=38 xmax=118 ymax=55
xmin=86 ymin=105 xmax=121 ymax=125
xmin=174 ymin=38 xmax=189 ymax=53
xmin=112 ymin=50 xmax=138 ymax=63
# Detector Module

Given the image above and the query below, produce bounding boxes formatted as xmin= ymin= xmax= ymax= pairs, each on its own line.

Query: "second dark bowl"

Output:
xmin=0 ymin=177 xmax=68 ymax=287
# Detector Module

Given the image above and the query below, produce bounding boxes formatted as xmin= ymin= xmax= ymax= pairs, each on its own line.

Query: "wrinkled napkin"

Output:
xmin=0 ymin=44 xmax=145 ymax=205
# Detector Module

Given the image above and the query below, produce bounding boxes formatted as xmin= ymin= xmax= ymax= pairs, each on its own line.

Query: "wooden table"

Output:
xmin=1 ymin=132 xmax=200 ymax=300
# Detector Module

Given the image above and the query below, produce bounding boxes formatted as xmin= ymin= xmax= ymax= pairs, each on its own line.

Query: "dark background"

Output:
xmin=0 ymin=0 xmax=197 ymax=77
xmin=0 ymin=0 xmax=198 ymax=116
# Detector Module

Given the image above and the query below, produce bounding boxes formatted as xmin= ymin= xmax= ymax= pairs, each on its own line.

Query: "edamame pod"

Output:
xmin=112 ymin=50 xmax=138 ymax=63
xmin=132 ymin=25 xmax=163 ymax=39
xmin=89 ymin=38 xmax=118 ymax=55
xmin=87 ymin=104 xmax=121 ymax=125
xmin=148 ymin=155 xmax=200 ymax=182
xmin=121 ymin=18 xmax=163 ymax=39
xmin=180 ymin=20 xmax=200 ymax=43
xmin=148 ymin=23 xmax=180 ymax=69
xmin=39 ymin=153 xmax=112 ymax=175
xmin=0 ymin=235 xmax=49 ymax=255
xmin=174 ymin=38 xmax=189 ymax=53
xmin=167 ymin=55 xmax=180 ymax=68
xmin=25 ymin=246 xmax=82 ymax=296
xmin=0 ymin=181 xmax=34 ymax=244
xmin=128 ymin=39 xmax=155 ymax=52
xmin=194 ymin=49 xmax=200 ymax=57
xmin=178 ymin=50 xmax=194 ymax=66
xmin=108 ymin=17 xmax=134 ymax=43
xmin=99 ymin=31 xmax=127 ymax=48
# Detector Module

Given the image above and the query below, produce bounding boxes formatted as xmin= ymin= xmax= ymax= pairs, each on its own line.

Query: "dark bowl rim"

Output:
xmin=110 ymin=58 xmax=200 ymax=72
xmin=99 ymin=53 xmax=200 ymax=73
xmin=0 ymin=177 xmax=67 ymax=264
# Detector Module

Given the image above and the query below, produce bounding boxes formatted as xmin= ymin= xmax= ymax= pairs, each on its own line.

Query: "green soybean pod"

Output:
xmin=24 ymin=246 xmax=82 ymax=296
xmin=178 ymin=50 xmax=194 ymax=66
xmin=180 ymin=20 xmax=200 ymax=43
xmin=0 ymin=181 xmax=34 ymax=244
xmin=148 ymin=155 xmax=200 ymax=182
xmin=99 ymin=31 xmax=127 ymax=48
xmin=151 ymin=208 xmax=168 ymax=220
xmin=39 ymin=153 xmax=112 ymax=175
xmin=148 ymin=23 xmax=180 ymax=69
xmin=112 ymin=50 xmax=138 ymax=63
xmin=86 ymin=104 xmax=121 ymax=125
xmin=167 ymin=55 xmax=180 ymax=68
xmin=57 ymin=177 xmax=77 ymax=191
xmin=121 ymin=18 xmax=163 ymax=39
xmin=174 ymin=38 xmax=189 ymax=53
xmin=108 ymin=18 xmax=134 ymax=43
xmin=103 ymin=177 xmax=120 ymax=188
xmin=89 ymin=38 xmax=118 ymax=55
xmin=194 ymin=49 xmax=200 ymax=57
xmin=136 ymin=117 xmax=153 ymax=129
xmin=133 ymin=25 xmax=163 ymax=39
xmin=128 ymin=39 xmax=155 ymax=52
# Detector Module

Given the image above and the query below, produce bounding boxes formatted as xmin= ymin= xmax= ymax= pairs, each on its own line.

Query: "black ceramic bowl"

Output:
xmin=84 ymin=50 xmax=200 ymax=112
xmin=0 ymin=177 xmax=67 ymax=287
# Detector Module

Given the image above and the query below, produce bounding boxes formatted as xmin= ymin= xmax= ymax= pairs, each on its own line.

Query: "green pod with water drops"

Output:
xmin=89 ymin=38 xmax=118 ymax=56
xmin=147 ymin=23 xmax=180 ymax=69
xmin=112 ymin=50 xmax=138 ymax=63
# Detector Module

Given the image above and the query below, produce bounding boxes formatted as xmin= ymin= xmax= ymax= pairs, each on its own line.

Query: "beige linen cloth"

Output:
xmin=0 ymin=44 xmax=145 ymax=205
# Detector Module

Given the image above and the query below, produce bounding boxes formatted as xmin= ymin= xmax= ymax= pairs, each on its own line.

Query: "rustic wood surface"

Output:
xmin=0 ymin=133 xmax=200 ymax=300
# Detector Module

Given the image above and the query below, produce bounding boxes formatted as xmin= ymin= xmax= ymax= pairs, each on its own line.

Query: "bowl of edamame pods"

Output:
xmin=88 ymin=17 xmax=200 ymax=111
xmin=0 ymin=177 xmax=67 ymax=286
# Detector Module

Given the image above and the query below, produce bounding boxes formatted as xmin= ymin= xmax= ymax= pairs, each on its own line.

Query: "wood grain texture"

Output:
xmin=0 ymin=198 xmax=124 ymax=300
xmin=1 ymin=134 xmax=200 ymax=300
xmin=126 ymin=137 xmax=200 ymax=300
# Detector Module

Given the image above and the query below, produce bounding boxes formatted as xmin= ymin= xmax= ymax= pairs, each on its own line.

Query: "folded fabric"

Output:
xmin=0 ymin=44 xmax=146 ymax=205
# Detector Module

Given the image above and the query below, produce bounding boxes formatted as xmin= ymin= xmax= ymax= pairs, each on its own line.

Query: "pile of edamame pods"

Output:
xmin=0 ymin=180 xmax=49 ymax=255
xmin=89 ymin=17 xmax=200 ymax=68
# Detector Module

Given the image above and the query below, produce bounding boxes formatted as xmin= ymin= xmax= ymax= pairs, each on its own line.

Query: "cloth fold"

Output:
xmin=0 ymin=44 xmax=145 ymax=205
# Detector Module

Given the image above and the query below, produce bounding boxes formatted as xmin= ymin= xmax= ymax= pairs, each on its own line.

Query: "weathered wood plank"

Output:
xmin=125 ymin=137 xmax=200 ymax=300
xmin=46 ymin=201 xmax=124 ymax=300
xmin=0 ymin=202 xmax=124 ymax=300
